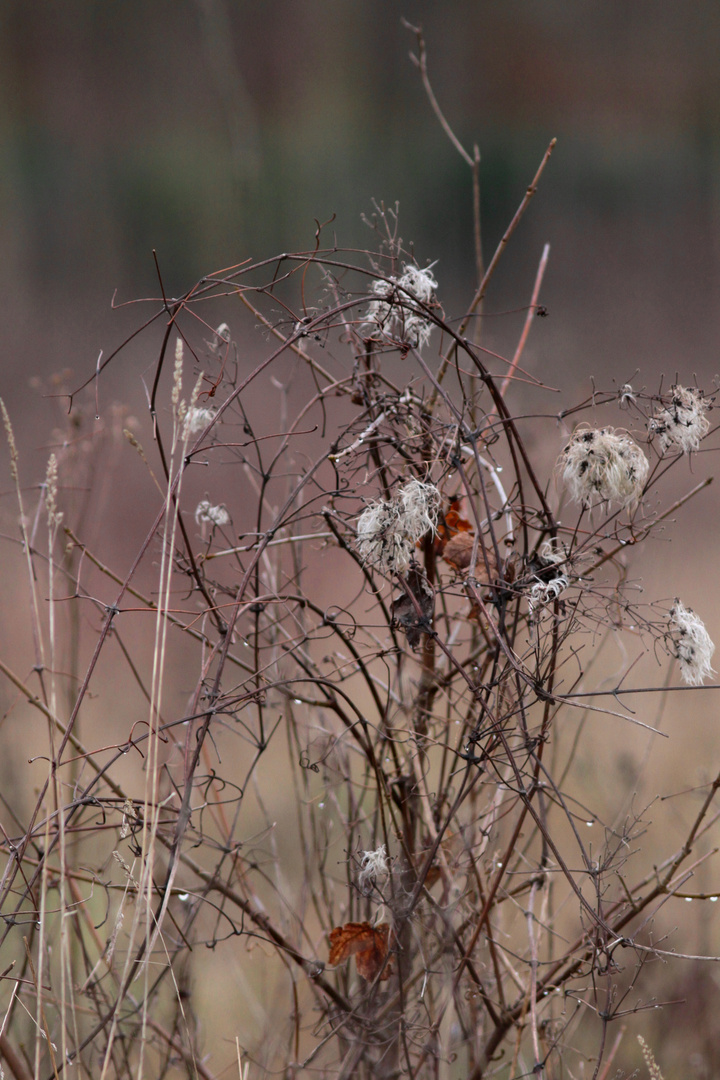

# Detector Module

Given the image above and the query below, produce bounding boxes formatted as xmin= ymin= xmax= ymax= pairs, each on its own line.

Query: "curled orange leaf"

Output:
xmin=434 ymin=497 xmax=474 ymax=556
xmin=328 ymin=921 xmax=392 ymax=981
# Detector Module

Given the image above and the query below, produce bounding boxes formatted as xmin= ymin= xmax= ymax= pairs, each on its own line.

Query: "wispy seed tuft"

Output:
xmin=195 ymin=501 xmax=230 ymax=528
xmin=649 ymin=385 xmax=711 ymax=454
xmin=668 ymin=600 xmax=716 ymax=686
xmin=363 ymin=264 xmax=438 ymax=351
xmin=356 ymin=479 xmax=441 ymax=574
xmin=559 ymin=426 xmax=648 ymax=509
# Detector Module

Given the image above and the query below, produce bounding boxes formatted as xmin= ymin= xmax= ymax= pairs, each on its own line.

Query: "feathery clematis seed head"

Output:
xmin=668 ymin=600 xmax=716 ymax=686
xmin=559 ymin=426 xmax=649 ymax=509
xmin=195 ymin=501 xmax=230 ymax=528
xmin=356 ymin=479 xmax=441 ymax=574
xmin=527 ymin=573 xmax=569 ymax=623
xmin=396 ymin=264 xmax=437 ymax=304
xmin=362 ymin=264 xmax=438 ymax=351
xmin=648 ymin=385 xmax=711 ymax=454
xmin=358 ymin=844 xmax=389 ymax=893
xmin=209 ymin=323 xmax=231 ymax=354
xmin=184 ymin=406 xmax=217 ymax=438
xmin=537 ymin=539 xmax=566 ymax=566
xmin=526 ymin=541 xmax=569 ymax=622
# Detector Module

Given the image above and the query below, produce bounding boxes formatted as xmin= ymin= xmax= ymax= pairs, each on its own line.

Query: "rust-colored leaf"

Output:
xmin=328 ymin=921 xmax=392 ymax=981
xmin=443 ymin=506 xmax=473 ymax=536
xmin=435 ymin=497 xmax=474 ymax=556
xmin=354 ymin=924 xmax=391 ymax=981
xmin=328 ymin=922 xmax=375 ymax=965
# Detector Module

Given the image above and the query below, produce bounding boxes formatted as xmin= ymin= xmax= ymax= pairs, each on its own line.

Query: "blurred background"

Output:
xmin=2 ymin=0 xmax=720 ymax=405
xmin=1 ymin=1 xmax=720 ymax=1074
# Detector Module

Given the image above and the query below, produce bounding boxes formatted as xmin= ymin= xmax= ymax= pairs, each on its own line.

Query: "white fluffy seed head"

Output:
xmin=527 ymin=574 xmax=569 ymax=623
xmin=356 ymin=501 xmax=410 ymax=573
xmin=538 ymin=539 xmax=566 ymax=566
xmin=668 ymin=600 xmax=716 ymax=686
xmin=195 ymin=500 xmax=230 ymax=528
xmin=207 ymin=323 xmax=231 ymax=355
xmin=356 ymin=479 xmax=441 ymax=574
xmin=397 ymin=264 xmax=437 ymax=304
xmin=397 ymin=479 xmax=442 ymax=540
xmin=358 ymin=844 xmax=389 ymax=892
xmin=649 ymin=385 xmax=711 ymax=454
xmin=362 ymin=264 xmax=438 ymax=350
xmin=184 ymin=406 xmax=217 ymax=438
xmin=559 ymin=426 xmax=649 ymax=509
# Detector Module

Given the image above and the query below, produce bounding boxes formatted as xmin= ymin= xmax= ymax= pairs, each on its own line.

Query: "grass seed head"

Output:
xmin=172 ymin=336 xmax=184 ymax=410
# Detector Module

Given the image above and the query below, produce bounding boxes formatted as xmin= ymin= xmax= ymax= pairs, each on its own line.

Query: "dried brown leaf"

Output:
xmin=391 ymin=566 xmax=434 ymax=649
xmin=442 ymin=532 xmax=476 ymax=570
xmin=442 ymin=531 xmax=498 ymax=583
xmin=328 ymin=921 xmax=393 ymax=981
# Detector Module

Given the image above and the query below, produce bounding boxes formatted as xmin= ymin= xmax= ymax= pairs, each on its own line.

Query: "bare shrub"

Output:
xmin=0 ymin=25 xmax=718 ymax=1080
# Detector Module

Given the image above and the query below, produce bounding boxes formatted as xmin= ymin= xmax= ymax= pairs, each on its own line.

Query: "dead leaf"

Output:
xmin=442 ymin=532 xmax=476 ymax=571
xmin=354 ymin=924 xmax=391 ymax=981
xmin=434 ymin=497 xmax=473 ymax=556
xmin=421 ymin=864 xmax=442 ymax=888
xmin=442 ymin=532 xmax=498 ymax=584
xmin=328 ymin=921 xmax=392 ymax=981
xmin=391 ymin=566 xmax=434 ymax=649
xmin=443 ymin=505 xmax=473 ymax=535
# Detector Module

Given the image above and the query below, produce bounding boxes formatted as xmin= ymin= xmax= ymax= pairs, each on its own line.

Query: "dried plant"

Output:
xmin=637 ymin=1035 xmax=665 ymax=1080
xmin=0 ymin=25 xmax=718 ymax=1080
